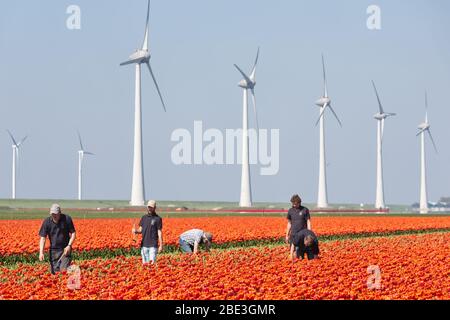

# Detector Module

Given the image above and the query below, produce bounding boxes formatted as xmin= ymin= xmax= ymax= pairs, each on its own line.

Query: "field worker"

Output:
xmin=179 ymin=229 xmax=213 ymax=254
xmin=291 ymin=229 xmax=320 ymax=260
xmin=132 ymin=200 xmax=163 ymax=264
xmin=38 ymin=204 xmax=76 ymax=274
xmin=286 ymin=194 xmax=312 ymax=259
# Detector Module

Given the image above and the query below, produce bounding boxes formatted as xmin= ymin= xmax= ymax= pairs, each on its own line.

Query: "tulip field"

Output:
xmin=0 ymin=214 xmax=449 ymax=300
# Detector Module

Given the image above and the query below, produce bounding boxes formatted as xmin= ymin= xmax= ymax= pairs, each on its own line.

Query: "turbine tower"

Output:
xmin=417 ymin=92 xmax=438 ymax=214
xmin=372 ymin=81 xmax=396 ymax=209
xmin=315 ymin=55 xmax=342 ymax=209
xmin=77 ymin=131 xmax=94 ymax=201
xmin=120 ymin=0 xmax=166 ymax=206
xmin=6 ymin=130 xmax=27 ymax=200
xmin=234 ymin=48 xmax=260 ymax=207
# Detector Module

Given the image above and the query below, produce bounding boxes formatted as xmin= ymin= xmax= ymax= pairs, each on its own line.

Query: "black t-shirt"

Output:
xmin=292 ymin=229 xmax=319 ymax=258
xmin=287 ymin=206 xmax=310 ymax=238
xmin=139 ymin=214 xmax=162 ymax=248
xmin=38 ymin=214 xmax=76 ymax=250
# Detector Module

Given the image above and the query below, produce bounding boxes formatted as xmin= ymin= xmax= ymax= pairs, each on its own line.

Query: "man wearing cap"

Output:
xmin=179 ymin=229 xmax=213 ymax=254
xmin=132 ymin=200 xmax=163 ymax=264
xmin=38 ymin=204 xmax=76 ymax=274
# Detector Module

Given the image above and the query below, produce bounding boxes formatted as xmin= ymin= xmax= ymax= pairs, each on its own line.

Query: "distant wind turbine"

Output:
xmin=314 ymin=55 xmax=342 ymax=208
xmin=120 ymin=0 xmax=166 ymax=206
xmin=417 ymin=92 xmax=438 ymax=214
xmin=6 ymin=130 xmax=27 ymax=200
xmin=234 ymin=47 xmax=260 ymax=207
xmin=372 ymin=81 xmax=396 ymax=209
xmin=77 ymin=131 xmax=94 ymax=201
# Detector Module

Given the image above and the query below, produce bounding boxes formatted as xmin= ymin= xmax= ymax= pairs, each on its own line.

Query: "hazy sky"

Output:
xmin=0 ymin=0 xmax=449 ymax=205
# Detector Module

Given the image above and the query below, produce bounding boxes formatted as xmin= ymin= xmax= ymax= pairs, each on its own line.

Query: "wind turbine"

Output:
xmin=6 ymin=130 xmax=27 ymax=200
xmin=372 ymin=81 xmax=396 ymax=209
xmin=77 ymin=131 xmax=94 ymax=201
xmin=120 ymin=0 xmax=166 ymax=206
xmin=417 ymin=92 xmax=438 ymax=214
xmin=314 ymin=55 xmax=342 ymax=209
xmin=234 ymin=47 xmax=260 ymax=207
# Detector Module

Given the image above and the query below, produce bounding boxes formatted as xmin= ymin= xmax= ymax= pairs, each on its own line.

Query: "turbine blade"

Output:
xmin=381 ymin=118 xmax=385 ymax=141
xmin=371 ymin=80 xmax=384 ymax=114
xmin=77 ymin=131 xmax=84 ymax=151
xmin=234 ymin=64 xmax=252 ymax=84
xmin=6 ymin=130 xmax=17 ymax=146
xmin=84 ymin=152 xmax=95 ymax=156
xmin=315 ymin=104 xmax=328 ymax=127
xmin=416 ymin=129 xmax=425 ymax=137
xmin=120 ymin=59 xmax=138 ymax=66
xmin=250 ymin=88 xmax=259 ymax=132
xmin=427 ymin=129 xmax=438 ymax=154
xmin=142 ymin=0 xmax=150 ymax=51
xmin=250 ymin=47 xmax=260 ymax=81
xmin=17 ymin=136 xmax=28 ymax=147
xmin=146 ymin=62 xmax=167 ymax=112
xmin=322 ymin=54 xmax=328 ymax=98
xmin=328 ymin=104 xmax=343 ymax=127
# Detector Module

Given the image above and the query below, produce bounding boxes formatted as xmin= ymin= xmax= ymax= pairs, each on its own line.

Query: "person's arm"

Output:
xmin=158 ymin=229 xmax=163 ymax=253
xmin=204 ymin=239 xmax=211 ymax=252
xmin=306 ymin=209 xmax=312 ymax=230
xmin=286 ymin=221 xmax=291 ymax=244
xmin=39 ymin=237 xmax=46 ymax=261
xmin=132 ymin=226 xmax=143 ymax=234
xmin=313 ymin=239 xmax=319 ymax=259
xmin=63 ymin=218 xmax=76 ymax=256
xmin=38 ymin=220 xmax=48 ymax=261
xmin=193 ymin=241 xmax=199 ymax=254
xmin=133 ymin=218 xmax=144 ymax=234
xmin=64 ymin=232 xmax=76 ymax=256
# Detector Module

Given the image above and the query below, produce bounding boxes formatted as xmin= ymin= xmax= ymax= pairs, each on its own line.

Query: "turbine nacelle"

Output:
xmin=130 ymin=49 xmax=150 ymax=61
xmin=121 ymin=49 xmax=151 ymax=66
xmin=238 ymin=78 xmax=255 ymax=89
xmin=418 ymin=122 xmax=430 ymax=131
xmin=374 ymin=112 xmax=395 ymax=120
xmin=315 ymin=97 xmax=331 ymax=107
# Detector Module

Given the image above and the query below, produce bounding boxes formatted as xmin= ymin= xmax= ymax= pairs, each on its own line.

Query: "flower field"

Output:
xmin=0 ymin=233 xmax=448 ymax=300
xmin=1 ymin=216 xmax=450 ymax=256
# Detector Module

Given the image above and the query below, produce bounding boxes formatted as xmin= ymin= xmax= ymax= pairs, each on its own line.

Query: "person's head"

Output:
xmin=304 ymin=235 xmax=314 ymax=247
xmin=203 ymin=232 xmax=213 ymax=250
xmin=290 ymin=194 xmax=301 ymax=209
xmin=49 ymin=204 xmax=61 ymax=222
xmin=147 ymin=200 xmax=156 ymax=214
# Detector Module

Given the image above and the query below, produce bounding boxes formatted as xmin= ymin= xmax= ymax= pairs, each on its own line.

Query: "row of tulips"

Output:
xmin=1 ymin=216 xmax=450 ymax=256
xmin=0 ymin=232 xmax=448 ymax=300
